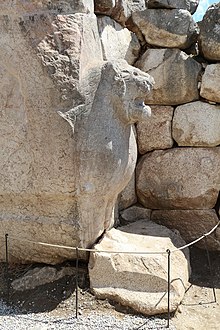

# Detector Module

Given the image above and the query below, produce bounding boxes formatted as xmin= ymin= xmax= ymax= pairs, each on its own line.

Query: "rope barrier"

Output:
xmin=2 ymin=221 xmax=219 ymax=329
xmin=170 ymin=221 xmax=220 ymax=253
xmin=1 ymin=220 xmax=219 ymax=255
xmin=6 ymin=236 xmax=167 ymax=255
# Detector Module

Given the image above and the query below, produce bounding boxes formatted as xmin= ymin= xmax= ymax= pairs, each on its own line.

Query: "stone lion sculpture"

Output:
xmin=59 ymin=60 xmax=154 ymax=251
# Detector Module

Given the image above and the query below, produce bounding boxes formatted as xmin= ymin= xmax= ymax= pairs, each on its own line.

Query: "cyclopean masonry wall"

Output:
xmin=95 ymin=1 xmax=220 ymax=315
xmin=0 ymin=1 xmax=219 ymax=264
xmin=133 ymin=2 xmax=220 ymax=251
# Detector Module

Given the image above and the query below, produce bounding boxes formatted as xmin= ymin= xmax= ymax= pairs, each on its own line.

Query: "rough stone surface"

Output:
xmin=132 ymin=9 xmax=199 ymax=49
xmin=198 ymin=3 xmax=220 ymax=61
xmin=0 ymin=0 xmax=94 ymax=14
xmin=135 ymin=48 xmax=201 ymax=105
xmin=148 ymin=0 xmax=199 ymax=14
xmin=37 ymin=13 xmax=103 ymax=104
xmin=173 ymin=101 xmax=220 ymax=147
xmin=120 ymin=205 xmax=151 ymax=224
xmin=97 ymin=16 xmax=140 ymax=65
xmin=11 ymin=266 xmax=79 ymax=291
xmin=118 ymin=172 xmax=137 ymax=211
xmin=136 ymin=148 xmax=220 ymax=210
xmin=0 ymin=1 xmax=154 ymax=264
xmin=200 ymin=64 xmax=220 ymax=103
xmin=94 ymin=0 xmax=147 ymax=25
xmin=152 ymin=209 xmax=220 ymax=251
xmin=89 ymin=220 xmax=190 ymax=315
xmin=137 ymin=105 xmax=174 ymax=154
xmin=0 ymin=7 xmax=102 ymax=264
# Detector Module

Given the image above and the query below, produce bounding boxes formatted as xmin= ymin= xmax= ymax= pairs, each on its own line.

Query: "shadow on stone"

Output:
xmin=0 ymin=261 xmax=88 ymax=314
xmin=188 ymin=247 xmax=220 ymax=290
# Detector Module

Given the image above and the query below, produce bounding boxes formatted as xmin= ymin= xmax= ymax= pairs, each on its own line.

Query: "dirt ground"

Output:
xmin=0 ymin=246 xmax=220 ymax=330
xmin=172 ymin=248 xmax=220 ymax=330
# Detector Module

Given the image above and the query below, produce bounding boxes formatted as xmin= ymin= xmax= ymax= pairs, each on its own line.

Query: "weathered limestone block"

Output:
xmin=94 ymin=0 xmax=147 ymax=25
xmin=173 ymin=101 xmax=220 ymax=147
xmin=0 ymin=4 xmax=154 ymax=264
xmin=152 ymin=209 xmax=220 ymax=251
xmin=198 ymin=3 xmax=220 ymax=61
xmin=0 ymin=0 xmax=94 ymax=14
xmin=120 ymin=205 xmax=151 ymax=224
xmin=89 ymin=220 xmax=190 ymax=315
xmin=148 ymin=0 xmax=199 ymax=13
xmin=97 ymin=16 xmax=140 ymax=65
xmin=0 ymin=7 xmax=102 ymax=264
xmin=118 ymin=172 xmax=137 ymax=211
xmin=132 ymin=9 xmax=199 ymax=49
xmin=136 ymin=148 xmax=220 ymax=210
xmin=200 ymin=64 xmax=220 ymax=103
xmin=37 ymin=13 xmax=102 ymax=104
xmin=11 ymin=266 xmax=80 ymax=291
xmin=137 ymin=105 xmax=173 ymax=154
xmin=135 ymin=48 xmax=201 ymax=105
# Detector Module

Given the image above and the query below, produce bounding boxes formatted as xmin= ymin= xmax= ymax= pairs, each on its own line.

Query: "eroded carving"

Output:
xmin=59 ymin=60 xmax=154 ymax=248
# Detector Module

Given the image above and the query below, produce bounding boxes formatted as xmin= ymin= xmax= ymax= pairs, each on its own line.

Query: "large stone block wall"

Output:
xmin=0 ymin=0 xmax=220 ymax=264
xmin=123 ymin=1 xmax=220 ymax=250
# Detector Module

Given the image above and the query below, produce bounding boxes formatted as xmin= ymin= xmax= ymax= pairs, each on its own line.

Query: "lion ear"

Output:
xmin=113 ymin=76 xmax=126 ymax=98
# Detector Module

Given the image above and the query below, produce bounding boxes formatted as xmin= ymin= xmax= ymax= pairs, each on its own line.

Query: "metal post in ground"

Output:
xmin=5 ymin=233 xmax=10 ymax=303
xmin=75 ymin=247 xmax=79 ymax=318
xmin=204 ymin=237 xmax=217 ymax=303
xmin=167 ymin=249 xmax=171 ymax=329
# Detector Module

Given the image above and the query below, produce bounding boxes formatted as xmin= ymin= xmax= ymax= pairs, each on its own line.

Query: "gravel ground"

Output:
xmin=1 ymin=248 xmax=219 ymax=330
xmin=0 ymin=300 xmax=176 ymax=330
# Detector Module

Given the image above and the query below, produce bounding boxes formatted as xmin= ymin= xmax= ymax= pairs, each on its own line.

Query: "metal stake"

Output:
xmin=167 ymin=249 xmax=171 ymax=329
xmin=75 ymin=247 xmax=79 ymax=318
xmin=5 ymin=234 xmax=10 ymax=303
xmin=204 ymin=237 xmax=217 ymax=303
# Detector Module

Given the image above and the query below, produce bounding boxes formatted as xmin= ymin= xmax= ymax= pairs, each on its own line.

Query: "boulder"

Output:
xmin=198 ymin=3 xmax=220 ymax=61
xmin=136 ymin=148 xmax=220 ymax=210
xmin=97 ymin=16 xmax=140 ymax=65
xmin=120 ymin=205 xmax=151 ymax=224
xmin=173 ymin=101 xmax=220 ymax=147
xmin=132 ymin=9 xmax=199 ymax=49
xmin=200 ymin=64 xmax=220 ymax=103
xmin=89 ymin=220 xmax=190 ymax=315
xmin=148 ymin=0 xmax=199 ymax=14
xmin=118 ymin=172 xmax=137 ymax=211
xmin=94 ymin=0 xmax=147 ymax=25
xmin=137 ymin=105 xmax=174 ymax=154
xmin=172 ymin=101 xmax=220 ymax=147
xmin=135 ymin=48 xmax=202 ymax=105
xmin=11 ymin=266 xmax=81 ymax=291
xmin=152 ymin=209 xmax=220 ymax=251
